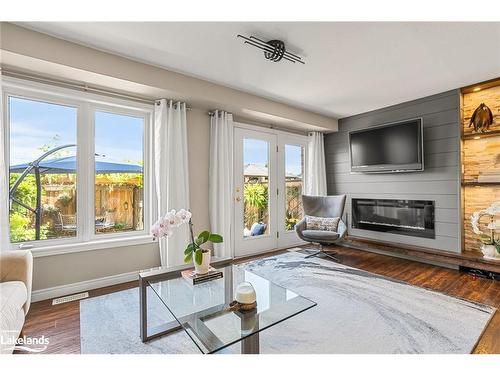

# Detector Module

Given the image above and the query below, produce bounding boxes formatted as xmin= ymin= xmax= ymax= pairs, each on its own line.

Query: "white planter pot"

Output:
xmin=480 ymin=244 xmax=500 ymax=260
xmin=194 ymin=250 xmax=211 ymax=274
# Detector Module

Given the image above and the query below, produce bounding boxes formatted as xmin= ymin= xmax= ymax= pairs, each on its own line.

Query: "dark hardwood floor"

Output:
xmin=19 ymin=246 xmax=500 ymax=354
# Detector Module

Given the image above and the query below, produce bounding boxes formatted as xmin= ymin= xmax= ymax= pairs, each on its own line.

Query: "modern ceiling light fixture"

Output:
xmin=237 ymin=34 xmax=305 ymax=64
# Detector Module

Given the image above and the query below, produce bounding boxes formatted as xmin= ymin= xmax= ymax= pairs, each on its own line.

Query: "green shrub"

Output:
xmin=244 ymin=183 xmax=268 ymax=210
xmin=9 ymin=211 xmax=49 ymax=242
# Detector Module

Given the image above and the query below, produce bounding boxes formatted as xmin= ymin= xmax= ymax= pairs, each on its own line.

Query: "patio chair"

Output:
xmin=295 ymin=194 xmax=347 ymax=262
xmin=95 ymin=212 xmax=116 ymax=231
xmin=58 ymin=213 xmax=77 ymax=232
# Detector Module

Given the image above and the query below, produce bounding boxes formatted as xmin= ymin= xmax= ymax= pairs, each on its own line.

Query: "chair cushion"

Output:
xmin=0 ymin=282 xmax=27 ymax=353
xmin=0 ymin=281 xmax=28 ymax=312
xmin=305 ymin=216 xmax=340 ymax=232
xmin=250 ymin=222 xmax=266 ymax=236
xmin=301 ymin=229 xmax=340 ymax=242
xmin=0 ymin=304 xmax=25 ymax=354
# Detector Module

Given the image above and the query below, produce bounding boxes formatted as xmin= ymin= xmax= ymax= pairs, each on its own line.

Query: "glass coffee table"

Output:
xmin=139 ymin=260 xmax=316 ymax=354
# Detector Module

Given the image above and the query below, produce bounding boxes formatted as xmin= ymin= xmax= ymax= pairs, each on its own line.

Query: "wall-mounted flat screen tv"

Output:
xmin=349 ymin=118 xmax=423 ymax=173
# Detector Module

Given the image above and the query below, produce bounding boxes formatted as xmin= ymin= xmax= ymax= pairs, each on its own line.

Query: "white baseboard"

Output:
xmin=31 ymin=270 xmax=139 ymax=303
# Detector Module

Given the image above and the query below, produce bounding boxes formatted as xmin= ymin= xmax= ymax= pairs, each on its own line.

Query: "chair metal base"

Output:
xmin=304 ymin=244 xmax=340 ymax=262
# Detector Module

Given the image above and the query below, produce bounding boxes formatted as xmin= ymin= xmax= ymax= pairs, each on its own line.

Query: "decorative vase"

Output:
xmin=194 ymin=250 xmax=211 ymax=274
xmin=235 ymin=282 xmax=257 ymax=304
xmin=480 ymin=244 xmax=500 ymax=260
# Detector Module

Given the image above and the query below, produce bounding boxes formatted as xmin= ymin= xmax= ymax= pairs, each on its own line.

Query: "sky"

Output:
xmin=9 ymin=97 xmax=143 ymax=166
xmin=285 ymin=144 xmax=303 ymax=176
xmin=95 ymin=111 xmax=143 ymax=164
xmin=9 ymin=97 xmax=77 ymax=165
xmin=244 ymin=138 xmax=303 ymax=176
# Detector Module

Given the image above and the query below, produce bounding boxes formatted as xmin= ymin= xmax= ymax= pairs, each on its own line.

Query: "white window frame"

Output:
xmin=2 ymin=77 xmax=154 ymax=256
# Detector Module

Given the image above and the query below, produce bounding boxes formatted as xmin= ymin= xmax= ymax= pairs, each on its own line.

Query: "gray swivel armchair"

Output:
xmin=295 ymin=194 xmax=347 ymax=261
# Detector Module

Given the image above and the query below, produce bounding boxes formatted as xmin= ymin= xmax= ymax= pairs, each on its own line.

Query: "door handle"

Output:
xmin=236 ymin=196 xmax=241 ymax=202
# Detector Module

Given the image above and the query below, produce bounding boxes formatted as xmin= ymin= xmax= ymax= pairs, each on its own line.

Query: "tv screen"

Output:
xmin=349 ymin=118 xmax=423 ymax=173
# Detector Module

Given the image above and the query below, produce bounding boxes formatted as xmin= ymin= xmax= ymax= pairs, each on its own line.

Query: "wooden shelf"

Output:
xmin=462 ymin=181 xmax=500 ymax=186
xmin=463 ymin=129 xmax=500 ymax=140
xmin=461 ymin=77 xmax=500 ymax=94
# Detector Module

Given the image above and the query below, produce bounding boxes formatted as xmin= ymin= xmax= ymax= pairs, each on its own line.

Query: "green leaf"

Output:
xmin=208 ymin=233 xmax=223 ymax=243
xmin=197 ymin=230 xmax=210 ymax=245
xmin=184 ymin=252 xmax=193 ymax=263
xmin=194 ymin=249 xmax=203 ymax=265
xmin=184 ymin=243 xmax=195 ymax=255
xmin=495 ymin=243 xmax=500 ymax=253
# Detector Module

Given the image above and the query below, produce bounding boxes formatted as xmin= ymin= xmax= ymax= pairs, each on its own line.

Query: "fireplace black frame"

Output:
xmin=351 ymin=198 xmax=435 ymax=239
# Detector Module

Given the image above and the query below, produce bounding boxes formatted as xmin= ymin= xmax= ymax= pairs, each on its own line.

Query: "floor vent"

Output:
xmin=52 ymin=292 xmax=89 ymax=305
xmin=460 ymin=266 xmax=500 ymax=281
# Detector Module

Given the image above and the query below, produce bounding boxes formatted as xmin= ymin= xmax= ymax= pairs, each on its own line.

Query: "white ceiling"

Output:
xmin=19 ymin=22 xmax=500 ymax=118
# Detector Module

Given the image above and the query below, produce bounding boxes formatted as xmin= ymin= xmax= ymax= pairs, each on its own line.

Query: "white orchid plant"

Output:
xmin=151 ymin=209 xmax=223 ymax=265
xmin=471 ymin=202 xmax=500 ymax=253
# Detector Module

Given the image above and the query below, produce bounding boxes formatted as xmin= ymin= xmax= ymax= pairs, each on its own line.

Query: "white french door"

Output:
xmin=234 ymin=128 xmax=278 ymax=256
xmin=233 ymin=125 xmax=307 ymax=258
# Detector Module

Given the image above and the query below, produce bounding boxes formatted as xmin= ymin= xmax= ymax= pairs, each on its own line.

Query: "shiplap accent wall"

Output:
xmin=324 ymin=90 xmax=461 ymax=252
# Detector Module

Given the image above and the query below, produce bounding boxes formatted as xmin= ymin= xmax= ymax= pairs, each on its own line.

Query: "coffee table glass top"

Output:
xmin=148 ymin=265 xmax=316 ymax=354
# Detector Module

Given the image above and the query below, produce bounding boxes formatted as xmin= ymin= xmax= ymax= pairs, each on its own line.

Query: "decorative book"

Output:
xmin=181 ymin=267 xmax=223 ymax=285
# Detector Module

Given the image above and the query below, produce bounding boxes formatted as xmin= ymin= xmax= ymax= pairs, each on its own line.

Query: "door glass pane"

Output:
xmin=243 ymin=138 xmax=269 ymax=237
xmin=94 ymin=111 xmax=144 ymax=234
xmin=285 ymin=144 xmax=304 ymax=230
xmin=8 ymin=97 xmax=78 ymax=243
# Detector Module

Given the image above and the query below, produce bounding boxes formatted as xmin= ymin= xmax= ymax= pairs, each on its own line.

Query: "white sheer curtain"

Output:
xmin=0 ymin=77 xmax=9 ymax=251
xmin=154 ymin=99 xmax=190 ymax=267
xmin=209 ymin=110 xmax=233 ymax=259
xmin=305 ymin=131 xmax=327 ymax=196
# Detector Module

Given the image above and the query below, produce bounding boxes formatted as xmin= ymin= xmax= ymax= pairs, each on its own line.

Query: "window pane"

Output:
xmin=243 ymin=138 xmax=269 ymax=237
xmin=285 ymin=144 xmax=304 ymax=230
xmin=94 ymin=111 xmax=144 ymax=234
xmin=8 ymin=97 xmax=78 ymax=243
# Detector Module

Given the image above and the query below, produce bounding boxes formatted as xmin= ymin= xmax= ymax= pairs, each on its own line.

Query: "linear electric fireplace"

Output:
xmin=352 ymin=198 xmax=435 ymax=239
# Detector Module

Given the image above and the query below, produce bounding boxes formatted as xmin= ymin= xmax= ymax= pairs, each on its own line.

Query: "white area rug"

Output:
xmin=80 ymin=251 xmax=495 ymax=353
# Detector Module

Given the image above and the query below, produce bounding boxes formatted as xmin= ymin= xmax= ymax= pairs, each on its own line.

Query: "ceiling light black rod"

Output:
xmin=245 ymin=38 xmax=304 ymax=64
xmin=249 ymin=35 xmax=303 ymax=61
xmin=237 ymin=34 xmax=298 ymax=60
xmin=241 ymin=40 xmax=301 ymax=64
xmin=243 ymin=41 xmax=297 ymax=63
xmin=237 ymin=34 xmax=306 ymax=64
xmin=243 ymin=41 xmax=296 ymax=63
xmin=239 ymin=35 xmax=303 ymax=63
xmin=237 ymin=34 xmax=276 ymax=51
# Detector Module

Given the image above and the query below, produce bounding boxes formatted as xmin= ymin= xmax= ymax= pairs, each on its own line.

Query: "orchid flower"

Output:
xmin=151 ymin=208 xmax=193 ymax=238
xmin=151 ymin=208 xmax=223 ymax=265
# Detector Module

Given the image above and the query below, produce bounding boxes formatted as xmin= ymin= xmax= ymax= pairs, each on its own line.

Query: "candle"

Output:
xmin=235 ymin=282 xmax=256 ymax=304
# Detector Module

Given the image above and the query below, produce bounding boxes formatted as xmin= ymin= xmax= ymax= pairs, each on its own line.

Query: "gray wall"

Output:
xmin=324 ymin=90 xmax=461 ymax=252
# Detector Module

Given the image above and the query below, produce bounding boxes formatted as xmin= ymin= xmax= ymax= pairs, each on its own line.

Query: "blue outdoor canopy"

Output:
xmin=10 ymin=156 xmax=142 ymax=174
